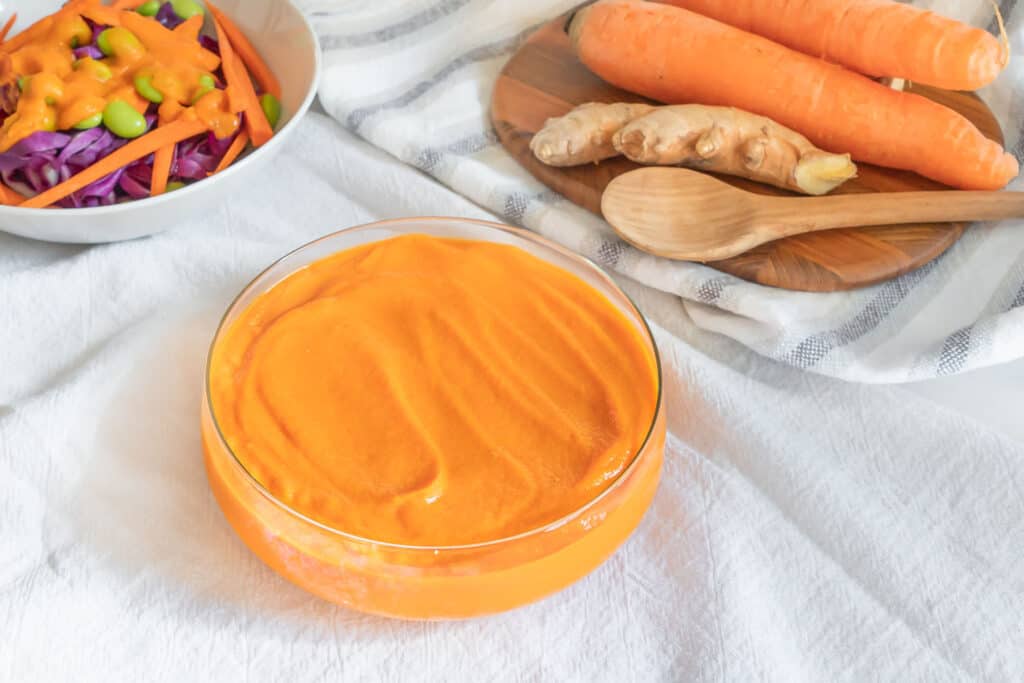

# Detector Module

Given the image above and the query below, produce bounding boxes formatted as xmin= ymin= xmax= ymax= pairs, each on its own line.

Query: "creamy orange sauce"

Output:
xmin=209 ymin=234 xmax=659 ymax=547
xmin=0 ymin=7 xmax=235 ymax=150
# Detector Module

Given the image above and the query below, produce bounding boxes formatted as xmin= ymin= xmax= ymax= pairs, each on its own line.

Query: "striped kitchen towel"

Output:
xmin=300 ymin=0 xmax=1024 ymax=382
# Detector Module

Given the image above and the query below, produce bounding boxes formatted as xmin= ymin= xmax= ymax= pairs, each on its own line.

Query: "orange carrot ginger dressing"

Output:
xmin=209 ymin=234 xmax=660 ymax=547
xmin=0 ymin=6 xmax=237 ymax=151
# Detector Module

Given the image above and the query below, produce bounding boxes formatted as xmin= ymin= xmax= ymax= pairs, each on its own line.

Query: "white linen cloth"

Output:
xmin=307 ymin=0 xmax=1024 ymax=383
xmin=3 ymin=3 xmax=1024 ymax=682
xmin=2 ymin=112 xmax=1023 ymax=683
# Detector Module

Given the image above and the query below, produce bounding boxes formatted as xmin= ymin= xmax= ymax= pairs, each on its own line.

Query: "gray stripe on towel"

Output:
xmin=319 ymin=0 xmax=474 ymax=49
xmin=413 ymin=131 xmax=498 ymax=173
xmin=696 ymin=277 xmax=732 ymax=305
xmin=501 ymin=189 xmax=560 ymax=223
xmin=345 ymin=26 xmax=539 ymax=131
xmin=783 ymin=259 xmax=940 ymax=369
xmin=937 ymin=326 xmax=973 ymax=376
xmin=596 ymin=240 xmax=626 ymax=269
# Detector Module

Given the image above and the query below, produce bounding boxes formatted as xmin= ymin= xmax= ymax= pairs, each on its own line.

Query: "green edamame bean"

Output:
xmin=166 ymin=181 xmax=186 ymax=192
xmin=191 ymin=74 xmax=216 ymax=103
xmin=170 ymin=0 xmax=204 ymax=19
xmin=260 ymin=93 xmax=281 ymax=129
xmin=97 ymin=27 xmax=144 ymax=59
xmin=96 ymin=29 xmax=113 ymax=57
xmin=103 ymin=100 xmax=147 ymax=139
xmin=73 ymin=58 xmax=113 ymax=82
xmin=73 ymin=113 xmax=103 ymax=130
xmin=134 ymin=75 xmax=164 ymax=104
xmin=137 ymin=0 xmax=161 ymax=16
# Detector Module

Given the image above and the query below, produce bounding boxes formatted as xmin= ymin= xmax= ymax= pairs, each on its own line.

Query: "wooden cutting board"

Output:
xmin=491 ymin=17 xmax=1006 ymax=292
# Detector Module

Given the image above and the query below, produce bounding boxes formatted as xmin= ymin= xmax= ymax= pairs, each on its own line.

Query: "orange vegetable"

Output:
xmin=205 ymin=0 xmax=281 ymax=98
xmin=570 ymin=1 xmax=1018 ymax=191
xmin=0 ymin=181 xmax=22 ymax=204
xmin=1 ymin=16 xmax=54 ymax=54
xmin=1 ymin=0 xmax=92 ymax=51
xmin=173 ymin=14 xmax=203 ymax=41
xmin=150 ymin=143 xmax=173 ymax=196
xmin=211 ymin=130 xmax=249 ymax=174
xmin=119 ymin=10 xmax=220 ymax=72
xmin=80 ymin=4 xmax=122 ymax=27
xmin=0 ymin=14 xmax=18 ymax=44
xmin=21 ymin=118 xmax=206 ymax=208
xmin=659 ymin=0 xmax=1007 ymax=91
xmin=211 ymin=14 xmax=273 ymax=147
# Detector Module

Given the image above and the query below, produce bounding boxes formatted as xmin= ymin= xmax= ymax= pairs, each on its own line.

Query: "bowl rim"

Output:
xmin=0 ymin=0 xmax=322 ymax=217
xmin=204 ymin=217 xmax=665 ymax=552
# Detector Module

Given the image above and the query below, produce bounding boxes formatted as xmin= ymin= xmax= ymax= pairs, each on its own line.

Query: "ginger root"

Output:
xmin=529 ymin=101 xmax=654 ymax=166
xmin=530 ymin=102 xmax=857 ymax=195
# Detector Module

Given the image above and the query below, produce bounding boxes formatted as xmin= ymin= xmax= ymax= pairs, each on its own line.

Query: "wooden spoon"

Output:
xmin=601 ymin=167 xmax=1024 ymax=262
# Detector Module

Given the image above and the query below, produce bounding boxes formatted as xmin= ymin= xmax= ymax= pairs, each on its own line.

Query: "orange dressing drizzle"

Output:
xmin=0 ymin=7 xmax=234 ymax=151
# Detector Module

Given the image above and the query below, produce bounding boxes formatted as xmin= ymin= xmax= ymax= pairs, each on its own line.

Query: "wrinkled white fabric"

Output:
xmin=2 ymin=113 xmax=1022 ymax=682
xmin=307 ymin=0 xmax=1024 ymax=382
xmin=4 ymin=0 xmax=1024 ymax=680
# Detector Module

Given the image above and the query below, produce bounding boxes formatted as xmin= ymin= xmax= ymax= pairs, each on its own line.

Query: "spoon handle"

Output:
xmin=769 ymin=191 xmax=1024 ymax=238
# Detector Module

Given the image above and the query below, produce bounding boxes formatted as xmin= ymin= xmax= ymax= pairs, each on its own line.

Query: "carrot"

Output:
xmin=0 ymin=14 xmax=18 ymax=45
xmin=569 ymin=1 xmax=1018 ymax=191
xmin=21 ymin=118 xmax=205 ymax=208
xmin=205 ymin=1 xmax=281 ymax=98
xmin=150 ymin=143 xmax=174 ymax=196
xmin=1 ymin=0 xmax=93 ymax=52
xmin=659 ymin=0 xmax=1007 ymax=91
xmin=173 ymin=14 xmax=203 ymax=41
xmin=119 ymin=10 xmax=220 ymax=72
xmin=0 ymin=181 xmax=22 ymax=205
xmin=211 ymin=130 xmax=249 ymax=174
xmin=211 ymin=14 xmax=273 ymax=147
xmin=80 ymin=4 xmax=122 ymax=27
xmin=210 ymin=16 xmax=246 ymax=113
xmin=1 ymin=16 xmax=54 ymax=53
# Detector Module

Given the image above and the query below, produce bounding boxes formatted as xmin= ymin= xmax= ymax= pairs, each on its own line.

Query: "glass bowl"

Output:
xmin=201 ymin=217 xmax=666 ymax=620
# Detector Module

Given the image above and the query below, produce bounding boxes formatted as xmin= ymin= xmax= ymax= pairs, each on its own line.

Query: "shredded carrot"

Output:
xmin=150 ymin=144 xmax=174 ymax=196
xmin=2 ymin=0 xmax=92 ymax=53
xmin=80 ymin=4 xmax=122 ymax=27
xmin=0 ymin=181 xmax=22 ymax=205
xmin=210 ymin=16 xmax=246 ymax=114
xmin=211 ymin=130 xmax=249 ymax=174
xmin=20 ymin=119 xmax=206 ymax=208
xmin=571 ymin=0 xmax=1018 ymax=191
xmin=205 ymin=1 xmax=281 ymax=98
xmin=109 ymin=0 xmax=141 ymax=9
xmin=173 ymin=14 xmax=204 ymax=41
xmin=119 ymin=10 xmax=220 ymax=72
xmin=1 ymin=16 xmax=54 ymax=53
xmin=660 ymin=0 xmax=1007 ymax=91
xmin=211 ymin=15 xmax=273 ymax=147
xmin=0 ymin=14 xmax=18 ymax=45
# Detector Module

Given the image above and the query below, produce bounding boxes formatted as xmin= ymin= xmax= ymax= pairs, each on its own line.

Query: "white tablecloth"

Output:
xmin=2 ymin=112 xmax=1023 ymax=681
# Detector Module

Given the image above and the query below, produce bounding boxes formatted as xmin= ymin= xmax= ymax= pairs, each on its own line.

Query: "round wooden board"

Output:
xmin=491 ymin=17 xmax=1006 ymax=292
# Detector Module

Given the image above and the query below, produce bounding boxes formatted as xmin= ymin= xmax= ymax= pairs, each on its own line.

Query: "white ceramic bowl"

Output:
xmin=0 ymin=0 xmax=320 ymax=243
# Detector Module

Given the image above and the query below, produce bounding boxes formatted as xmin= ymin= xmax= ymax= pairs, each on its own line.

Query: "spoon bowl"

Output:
xmin=602 ymin=167 xmax=1024 ymax=262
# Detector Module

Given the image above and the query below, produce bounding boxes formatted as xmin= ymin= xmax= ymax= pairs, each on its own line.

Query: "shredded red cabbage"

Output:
xmin=0 ymin=121 xmax=241 ymax=207
xmin=155 ymin=3 xmax=185 ymax=30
